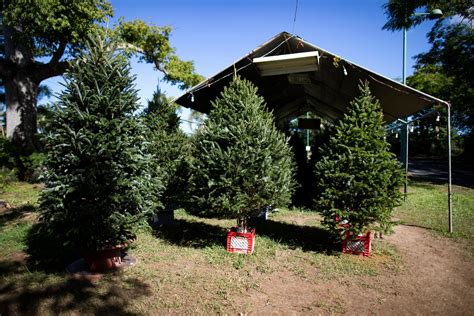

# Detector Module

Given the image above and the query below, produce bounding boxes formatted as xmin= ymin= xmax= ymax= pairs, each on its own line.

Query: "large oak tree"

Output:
xmin=0 ymin=0 xmax=202 ymax=153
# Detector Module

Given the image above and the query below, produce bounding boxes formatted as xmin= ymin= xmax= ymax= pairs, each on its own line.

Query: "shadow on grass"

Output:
xmin=0 ymin=261 xmax=150 ymax=315
xmin=0 ymin=204 xmax=37 ymax=227
xmin=154 ymin=218 xmax=228 ymax=249
xmin=0 ymin=222 xmax=152 ymax=315
xmin=252 ymin=219 xmax=340 ymax=254
xmin=25 ymin=222 xmax=81 ymax=272
xmin=409 ymin=174 xmax=474 ymax=189
xmin=154 ymin=217 xmax=340 ymax=255
xmin=408 ymin=177 xmax=449 ymax=189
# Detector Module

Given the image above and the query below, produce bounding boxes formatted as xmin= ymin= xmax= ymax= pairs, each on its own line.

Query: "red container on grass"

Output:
xmin=226 ymin=227 xmax=256 ymax=255
xmin=83 ymin=246 xmax=122 ymax=272
xmin=342 ymin=231 xmax=372 ymax=256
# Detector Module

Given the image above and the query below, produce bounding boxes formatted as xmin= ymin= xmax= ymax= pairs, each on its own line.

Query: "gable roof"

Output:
xmin=173 ymin=32 xmax=447 ymax=124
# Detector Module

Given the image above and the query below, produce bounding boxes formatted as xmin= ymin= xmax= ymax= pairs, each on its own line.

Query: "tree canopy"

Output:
xmin=383 ymin=0 xmax=473 ymax=155
xmin=382 ymin=0 xmax=471 ymax=31
xmin=0 ymin=0 xmax=203 ymax=152
xmin=409 ymin=22 xmax=473 ymax=136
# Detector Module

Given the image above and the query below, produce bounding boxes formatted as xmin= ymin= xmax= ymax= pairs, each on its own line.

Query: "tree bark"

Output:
xmin=1 ymin=14 xmax=72 ymax=153
xmin=3 ymin=23 xmax=41 ymax=153
xmin=5 ymin=72 xmax=39 ymax=153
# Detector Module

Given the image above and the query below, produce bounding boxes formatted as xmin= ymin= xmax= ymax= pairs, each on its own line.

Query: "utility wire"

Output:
xmin=292 ymin=0 xmax=299 ymax=34
xmin=187 ymin=35 xmax=296 ymax=96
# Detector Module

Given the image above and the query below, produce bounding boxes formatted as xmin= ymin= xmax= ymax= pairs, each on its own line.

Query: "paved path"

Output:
xmin=408 ymin=157 xmax=474 ymax=188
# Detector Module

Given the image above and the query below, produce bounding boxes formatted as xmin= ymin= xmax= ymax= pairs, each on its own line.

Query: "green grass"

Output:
xmin=0 ymin=181 xmax=42 ymax=207
xmin=394 ymin=180 xmax=474 ymax=239
xmin=0 ymin=182 xmax=41 ymax=257
xmin=0 ymin=222 xmax=32 ymax=256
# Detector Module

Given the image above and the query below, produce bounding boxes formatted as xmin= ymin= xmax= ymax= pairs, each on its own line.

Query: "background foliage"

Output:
xmin=383 ymin=0 xmax=473 ymax=158
xmin=144 ymin=87 xmax=189 ymax=212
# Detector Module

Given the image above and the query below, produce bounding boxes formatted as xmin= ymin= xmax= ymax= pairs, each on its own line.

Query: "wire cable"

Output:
xmin=292 ymin=0 xmax=299 ymax=34
xmin=188 ymin=35 xmax=296 ymax=96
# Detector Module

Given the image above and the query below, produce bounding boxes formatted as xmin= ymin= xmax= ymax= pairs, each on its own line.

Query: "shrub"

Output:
xmin=0 ymin=136 xmax=44 ymax=182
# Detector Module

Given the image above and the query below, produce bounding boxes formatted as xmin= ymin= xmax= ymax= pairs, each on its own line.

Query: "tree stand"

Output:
xmin=342 ymin=231 xmax=372 ymax=256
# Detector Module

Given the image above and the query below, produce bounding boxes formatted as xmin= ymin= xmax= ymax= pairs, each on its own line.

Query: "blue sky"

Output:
xmin=43 ymin=0 xmax=439 ymax=130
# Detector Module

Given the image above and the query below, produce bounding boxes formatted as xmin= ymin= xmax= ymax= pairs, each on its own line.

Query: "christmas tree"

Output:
xmin=144 ymin=86 xmax=189 ymax=211
xmin=39 ymin=36 xmax=157 ymax=251
xmin=188 ymin=76 xmax=296 ymax=228
xmin=313 ymin=82 xmax=403 ymax=236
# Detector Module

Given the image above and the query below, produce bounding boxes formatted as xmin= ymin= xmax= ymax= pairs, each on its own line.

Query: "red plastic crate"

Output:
xmin=342 ymin=231 xmax=372 ymax=256
xmin=226 ymin=227 xmax=256 ymax=255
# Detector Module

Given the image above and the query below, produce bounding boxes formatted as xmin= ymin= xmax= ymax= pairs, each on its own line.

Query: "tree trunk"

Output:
xmin=5 ymin=73 xmax=39 ymax=153
xmin=3 ymin=20 xmax=38 ymax=153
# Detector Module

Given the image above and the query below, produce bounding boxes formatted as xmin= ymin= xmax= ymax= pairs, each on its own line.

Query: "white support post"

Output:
xmin=399 ymin=120 xmax=409 ymax=200
xmin=404 ymin=123 xmax=409 ymax=200
xmin=447 ymin=103 xmax=453 ymax=233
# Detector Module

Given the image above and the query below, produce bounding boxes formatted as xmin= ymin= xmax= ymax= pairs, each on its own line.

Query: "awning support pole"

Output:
xmin=447 ymin=103 xmax=453 ymax=233
xmin=398 ymin=119 xmax=409 ymax=200
xmin=404 ymin=123 xmax=409 ymax=200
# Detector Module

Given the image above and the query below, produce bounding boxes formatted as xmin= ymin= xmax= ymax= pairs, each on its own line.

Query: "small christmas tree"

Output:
xmin=39 ymin=36 xmax=158 ymax=251
xmin=144 ymin=86 xmax=189 ymax=211
xmin=313 ymin=82 xmax=403 ymax=237
xmin=188 ymin=76 xmax=296 ymax=229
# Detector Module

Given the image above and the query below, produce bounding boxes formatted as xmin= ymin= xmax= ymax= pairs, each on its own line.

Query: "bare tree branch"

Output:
xmin=49 ymin=38 xmax=68 ymax=65
xmin=35 ymin=60 xmax=70 ymax=82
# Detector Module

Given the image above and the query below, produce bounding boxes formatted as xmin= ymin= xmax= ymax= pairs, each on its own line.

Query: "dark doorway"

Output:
xmin=286 ymin=114 xmax=333 ymax=208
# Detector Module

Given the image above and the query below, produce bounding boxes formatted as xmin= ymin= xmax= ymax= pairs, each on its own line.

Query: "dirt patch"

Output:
xmin=235 ymin=225 xmax=474 ymax=314
xmin=375 ymin=225 xmax=474 ymax=314
xmin=0 ymin=204 xmax=38 ymax=227
xmin=274 ymin=210 xmax=322 ymax=227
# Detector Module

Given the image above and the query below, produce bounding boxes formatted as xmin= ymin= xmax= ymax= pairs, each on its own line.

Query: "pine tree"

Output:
xmin=314 ymin=82 xmax=403 ymax=237
xmin=188 ymin=76 xmax=296 ymax=228
xmin=39 ymin=36 xmax=158 ymax=251
xmin=144 ymin=87 xmax=189 ymax=210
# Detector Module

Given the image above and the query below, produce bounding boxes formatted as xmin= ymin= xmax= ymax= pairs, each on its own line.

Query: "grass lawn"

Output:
xmin=394 ymin=180 xmax=474 ymax=239
xmin=0 ymin=179 xmax=472 ymax=314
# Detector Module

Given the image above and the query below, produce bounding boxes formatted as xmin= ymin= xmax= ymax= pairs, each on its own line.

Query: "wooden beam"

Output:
xmin=305 ymin=96 xmax=342 ymax=122
xmin=272 ymin=96 xmax=308 ymax=122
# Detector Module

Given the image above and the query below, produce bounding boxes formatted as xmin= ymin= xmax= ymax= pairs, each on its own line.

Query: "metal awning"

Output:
xmin=173 ymin=31 xmax=448 ymax=125
xmin=172 ymin=31 xmax=453 ymax=234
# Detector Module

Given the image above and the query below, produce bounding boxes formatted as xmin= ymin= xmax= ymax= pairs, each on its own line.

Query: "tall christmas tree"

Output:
xmin=39 ymin=36 xmax=158 ymax=251
xmin=188 ymin=76 xmax=296 ymax=228
xmin=313 ymin=82 xmax=403 ymax=236
xmin=144 ymin=86 xmax=189 ymax=210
